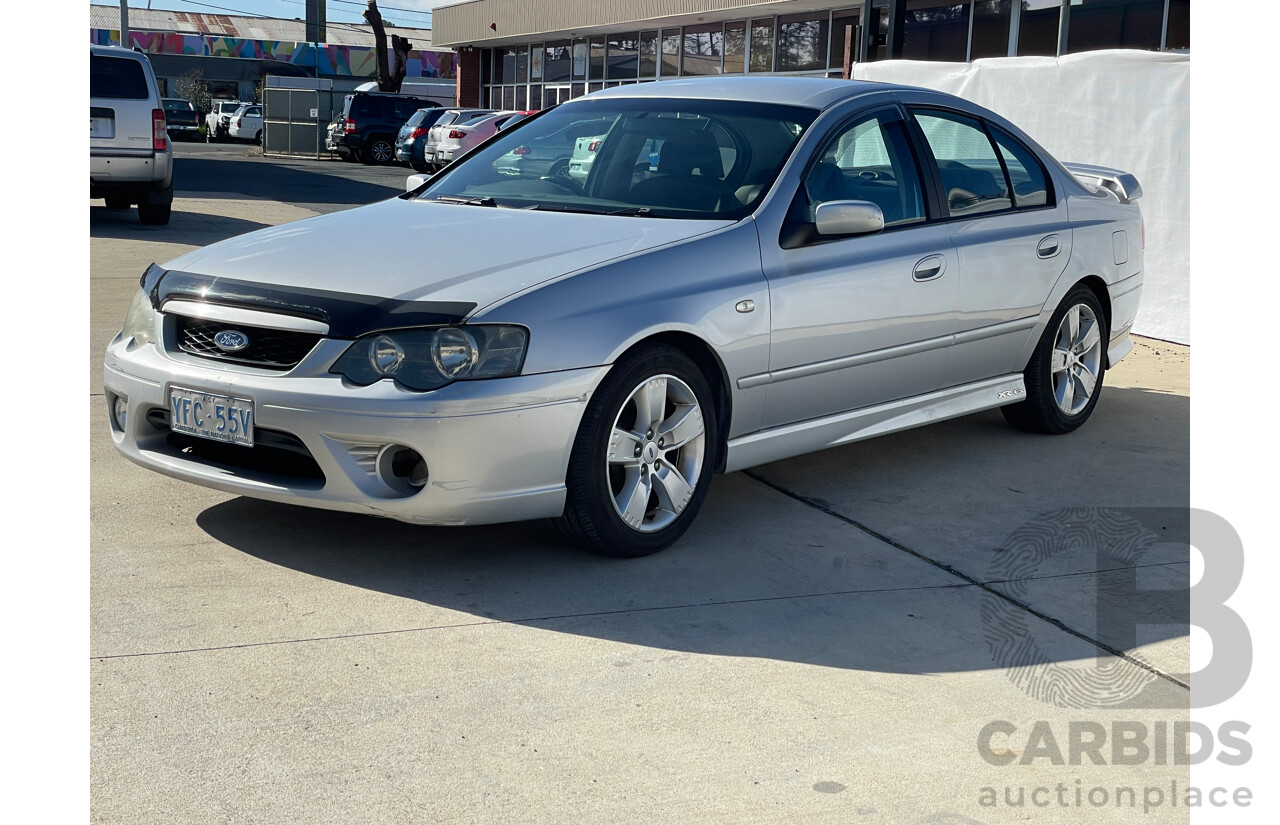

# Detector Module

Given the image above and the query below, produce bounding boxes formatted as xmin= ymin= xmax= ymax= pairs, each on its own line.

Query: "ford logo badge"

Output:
xmin=214 ymin=330 xmax=251 ymax=352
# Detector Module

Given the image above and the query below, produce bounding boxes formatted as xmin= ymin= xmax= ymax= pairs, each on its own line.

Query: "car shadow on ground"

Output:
xmin=89 ymin=205 xmax=274 ymax=246
xmin=175 ymin=156 xmax=402 ymax=206
xmin=195 ymin=383 xmax=1189 ymax=696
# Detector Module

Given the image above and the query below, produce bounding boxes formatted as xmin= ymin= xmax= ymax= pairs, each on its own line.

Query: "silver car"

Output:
xmin=104 ymin=78 xmax=1143 ymax=557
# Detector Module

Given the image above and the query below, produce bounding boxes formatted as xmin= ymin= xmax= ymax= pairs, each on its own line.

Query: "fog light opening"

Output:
xmin=111 ymin=393 xmax=129 ymax=431
xmin=376 ymin=445 xmax=428 ymax=494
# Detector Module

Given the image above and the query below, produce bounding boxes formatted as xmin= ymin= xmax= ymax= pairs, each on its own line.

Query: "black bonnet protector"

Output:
xmin=141 ymin=264 xmax=476 ymax=339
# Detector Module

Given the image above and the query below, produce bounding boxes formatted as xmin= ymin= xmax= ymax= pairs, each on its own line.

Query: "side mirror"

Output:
xmin=814 ymin=200 xmax=885 ymax=237
xmin=406 ymin=173 xmax=429 ymax=192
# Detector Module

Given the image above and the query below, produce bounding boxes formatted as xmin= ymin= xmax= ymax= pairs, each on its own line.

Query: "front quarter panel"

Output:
xmin=473 ymin=220 xmax=771 ymax=438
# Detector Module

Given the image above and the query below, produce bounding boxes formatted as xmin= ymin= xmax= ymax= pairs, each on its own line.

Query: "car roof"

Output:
xmin=585 ymin=76 xmax=923 ymax=110
xmin=90 ymin=44 xmax=150 ymax=62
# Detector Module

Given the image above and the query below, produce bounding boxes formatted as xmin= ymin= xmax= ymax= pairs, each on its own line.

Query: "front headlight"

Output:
xmin=330 ymin=325 xmax=528 ymax=391
xmin=120 ymin=287 xmax=157 ymax=348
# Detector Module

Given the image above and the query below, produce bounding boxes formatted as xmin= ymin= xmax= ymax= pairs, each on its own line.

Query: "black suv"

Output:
xmin=334 ymin=92 xmax=439 ymax=165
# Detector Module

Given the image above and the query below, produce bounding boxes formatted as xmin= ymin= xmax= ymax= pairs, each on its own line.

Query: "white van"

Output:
xmin=90 ymin=46 xmax=173 ymax=225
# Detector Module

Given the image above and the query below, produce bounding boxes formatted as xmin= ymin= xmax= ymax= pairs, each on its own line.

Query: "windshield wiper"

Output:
xmin=428 ymin=195 xmax=502 ymax=207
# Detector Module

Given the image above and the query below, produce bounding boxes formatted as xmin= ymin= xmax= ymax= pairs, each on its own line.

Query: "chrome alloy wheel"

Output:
xmin=606 ymin=374 xmax=707 ymax=533
xmin=1051 ymin=303 xmax=1104 ymax=416
xmin=370 ymin=139 xmax=394 ymax=163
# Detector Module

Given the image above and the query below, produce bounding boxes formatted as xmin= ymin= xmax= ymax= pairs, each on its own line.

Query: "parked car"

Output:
xmin=421 ymin=108 xmax=494 ymax=171
xmin=161 ymin=98 xmax=200 ymax=141
xmin=104 ymin=78 xmax=1144 ymax=557
xmin=334 ymin=92 xmax=438 ymax=164
xmin=90 ymin=45 xmax=173 ymax=224
xmin=493 ymin=116 xmax=615 ymax=180
xmin=431 ymin=111 xmax=525 ymax=168
xmin=227 ymin=103 xmax=264 ymax=143
xmin=394 ymin=107 xmax=452 ymax=172
xmin=205 ymin=100 xmax=248 ymax=142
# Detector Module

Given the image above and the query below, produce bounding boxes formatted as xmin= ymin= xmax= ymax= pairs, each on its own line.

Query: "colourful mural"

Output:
xmin=90 ymin=29 xmax=455 ymax=79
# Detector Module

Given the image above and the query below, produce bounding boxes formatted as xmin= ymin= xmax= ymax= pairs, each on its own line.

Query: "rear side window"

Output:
xmin=991 ymin=128 xmax=1050 ymax=208
xmin=914 ymin=110 xmax=1010 ymax=217
xmin=354 ymin=96 xmax=380 ymax=118
xmin=91 ymin=55 xmax=149 ymax=100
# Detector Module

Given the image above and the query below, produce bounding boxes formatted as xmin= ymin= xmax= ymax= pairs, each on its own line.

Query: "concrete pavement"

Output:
xmin=91 ymin=195 xmax=1192 ymax=823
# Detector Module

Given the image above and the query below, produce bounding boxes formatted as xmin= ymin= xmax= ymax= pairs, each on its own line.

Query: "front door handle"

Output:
xmin=913 ymin=254 xmax=945 ymax=282
xmin=1037 ymin=234 xmax=1061 ymax=259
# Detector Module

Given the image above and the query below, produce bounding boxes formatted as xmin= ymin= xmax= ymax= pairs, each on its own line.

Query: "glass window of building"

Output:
xmin=750 ymin=19 xmax=775 ymax=72
xmin=776 ymin=13 xmax=830 ymax=72
xmin=608 ymin=33 xmax=640 ymax=80
xmin=639 ymin=31 xmax=659 ymax=77
xmin=590 ymin=36 xmax=606 ymax=80
xmin=499 ymin=47 xmax=517 ymax=84
xmin=515 ymin=45 xmax=529 ymax=84
xmin=1018 ymin=0 xmax=1062 ymax=56
xmin=829 ymin=8 xmax=863 ymax=70
xmin=572 ymin=39 xmax=588 ymax=79
xmin=902 ymin=1 xmax=971 ymax=63
xmin=530 ymin=43 xmax=544 ymax=81
xmin=683 ymin=22 xmax=724 ymax=76
xmin=724 ymin=22 xmax=746 ymax=73
xmin=1166 ymin=0 xmax=1189 ymax=49
xmin=1066 ymin=0 xmax=1164 ymax=53
xmin=970 ymin=1 xmax=1012 ymax=59
xmin=661 ymin=29 xmax=681 ymax=77
xmin=545 ymin=41 xmax=571 ymax=82
xmin=529 ymin=84 xmax=542 ymax=109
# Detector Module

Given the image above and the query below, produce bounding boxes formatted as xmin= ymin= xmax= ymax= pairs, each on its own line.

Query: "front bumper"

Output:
xmin=103 ymin=335 xmax=606 ymax=526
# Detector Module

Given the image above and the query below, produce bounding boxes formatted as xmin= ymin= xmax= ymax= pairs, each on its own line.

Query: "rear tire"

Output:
xmin=1002 ymin=284 xmax=1108 ymax=434
xmin=556 ymin=344 xmax=717 ymax=557
xmin=364 ymin=136 xmax=395 ymax=165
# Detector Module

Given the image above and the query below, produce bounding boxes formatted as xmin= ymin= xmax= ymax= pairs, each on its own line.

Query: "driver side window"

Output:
xmin=803 ymin=111 xmax=926 ymax=228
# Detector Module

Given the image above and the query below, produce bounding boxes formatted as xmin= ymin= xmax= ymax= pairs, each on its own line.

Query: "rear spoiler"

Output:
xmin=1063 ymin=163 xmax=1143 ymax=204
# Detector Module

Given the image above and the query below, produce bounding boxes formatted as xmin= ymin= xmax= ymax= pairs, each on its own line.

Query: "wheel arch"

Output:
xmin=614 ymin=331 xmax=733 ymax=473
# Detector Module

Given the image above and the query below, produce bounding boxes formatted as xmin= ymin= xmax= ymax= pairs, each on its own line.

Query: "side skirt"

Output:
xmin=723 ymin=373 xmax=1026 ymax=473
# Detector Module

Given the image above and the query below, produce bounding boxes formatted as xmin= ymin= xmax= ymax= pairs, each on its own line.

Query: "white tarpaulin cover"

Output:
xmin=854 ymin=51 xmax=1190 ymax=344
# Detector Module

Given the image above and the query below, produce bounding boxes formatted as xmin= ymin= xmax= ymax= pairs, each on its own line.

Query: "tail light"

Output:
xmin=512 ymin=146 xmax=531 ymax=155
xmin=236 ymin=118 xmax=243 ymax=128
xmin=588 ymin=140 xmax=602 ymax=152
xmin=410 ymin=126 xmax=428 ymax=139
xmin=152 ymin=109 xmax=167 ymax=151
xmin=448 ymin=129 xmax=466 ymax=139
xmin=345 ymin=118 xmax=356 ymax=134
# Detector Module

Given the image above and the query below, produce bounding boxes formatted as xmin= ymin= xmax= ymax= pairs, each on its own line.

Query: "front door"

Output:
xmin=758 ymin=106 xmax=958 ymax=429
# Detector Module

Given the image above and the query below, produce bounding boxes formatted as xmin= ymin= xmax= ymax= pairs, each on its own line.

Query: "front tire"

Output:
xmin=1002 ymin=284 xmax=1107 ymax=434
xmin=557 ymin=344 xmax=717 ymax=557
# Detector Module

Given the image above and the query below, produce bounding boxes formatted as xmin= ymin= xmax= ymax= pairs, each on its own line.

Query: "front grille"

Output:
xmin=176 ymin=317 xmax=321 ymax=370
xmin=145 ymin=408 xmax=326 ymax=483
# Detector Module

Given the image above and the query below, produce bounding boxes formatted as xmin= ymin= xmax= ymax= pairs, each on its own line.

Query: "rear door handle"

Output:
xmin=913 ymin=254 xmax=946 ymax=282
xmin=1037 ymin=234 xmax=1061 ymax=259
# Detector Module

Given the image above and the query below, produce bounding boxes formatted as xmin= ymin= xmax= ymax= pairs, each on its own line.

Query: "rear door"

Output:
xmin=90 ymin=52 xmax=155 ymax=153
xmin=907 ymin=107 xmax=1071 ymax=385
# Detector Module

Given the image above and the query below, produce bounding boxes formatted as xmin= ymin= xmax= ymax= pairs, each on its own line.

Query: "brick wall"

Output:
xmin=456 ymin=48 xmax=482 ymax=108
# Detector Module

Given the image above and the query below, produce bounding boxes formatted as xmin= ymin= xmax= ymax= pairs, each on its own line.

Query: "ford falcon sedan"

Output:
xmin=104 ymin=77 xmax=1144 ymax=557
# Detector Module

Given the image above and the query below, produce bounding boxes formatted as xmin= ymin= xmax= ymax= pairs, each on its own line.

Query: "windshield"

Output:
xmin=419 ymin=97 xmax=816 ymax=219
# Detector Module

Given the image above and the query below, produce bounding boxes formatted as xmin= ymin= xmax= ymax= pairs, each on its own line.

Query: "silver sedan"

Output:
xmin=104 ymin=77 xmax=1144 ymax=557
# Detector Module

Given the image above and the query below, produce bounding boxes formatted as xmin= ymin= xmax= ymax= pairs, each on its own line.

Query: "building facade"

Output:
xmin=89 ymin=4 xmax=452 ymax=102
xmin=433 ymin=0 xmax=1189 ymax=110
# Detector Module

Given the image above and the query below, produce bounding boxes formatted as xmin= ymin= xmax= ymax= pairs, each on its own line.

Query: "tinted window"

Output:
xmin=804 ymin=111 xmax=925 ymax=227
xmin=915 ymin=111 xmax=1011 ymax=216
xmin=991 ymin=128 xmax=1050 ymax=208
xmin=91 ymin=55 xmax=149 ymax=100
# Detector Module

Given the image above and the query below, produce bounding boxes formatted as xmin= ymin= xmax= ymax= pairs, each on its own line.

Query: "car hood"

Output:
xmin=161 ymin=197 xmax=733 ymax=313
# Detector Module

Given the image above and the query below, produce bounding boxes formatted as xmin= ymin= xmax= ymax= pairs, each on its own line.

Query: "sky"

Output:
xmin=91 ymin=0 xmax=450 ymax=29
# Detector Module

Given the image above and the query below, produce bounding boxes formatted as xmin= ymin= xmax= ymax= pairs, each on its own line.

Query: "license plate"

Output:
xmin=169 ymin=387 xmax=254 ymax=447
xmin=90 ymin=117 xmax=113 ymax=138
